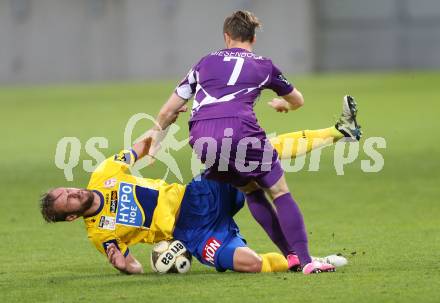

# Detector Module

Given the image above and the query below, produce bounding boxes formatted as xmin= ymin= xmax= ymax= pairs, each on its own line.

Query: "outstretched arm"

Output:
xmin=130 ymin=100 xmax=186 ymax=162
xmin=136 ymin=93 xmax=188 ymax=159
xmin=131 ymin=133 xmax=153 ymax=162
xmin=155 ymin=93 xmax=188 ymax=131
xmin=106 ymin=243 xmax=143 ymax=274
xmin=155 ymin=59 xmax=203 ymax=131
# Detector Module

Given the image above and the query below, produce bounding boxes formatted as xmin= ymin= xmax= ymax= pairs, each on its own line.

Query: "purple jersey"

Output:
xmin=175 ymin=48 xmax=293 ymax=122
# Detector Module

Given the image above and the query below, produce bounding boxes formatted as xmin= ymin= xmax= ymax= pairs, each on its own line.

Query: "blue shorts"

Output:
xmin=173 ymin=176 xmax=247 ymax=271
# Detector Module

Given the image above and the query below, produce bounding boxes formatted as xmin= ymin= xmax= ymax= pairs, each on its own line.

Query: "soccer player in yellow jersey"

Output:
xmin=40 ymin=99 xmax=360 ymax=274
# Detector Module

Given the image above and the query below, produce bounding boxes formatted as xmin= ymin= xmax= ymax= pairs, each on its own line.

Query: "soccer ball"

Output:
xmin=150 ymin=240 xmax=192 ymax=274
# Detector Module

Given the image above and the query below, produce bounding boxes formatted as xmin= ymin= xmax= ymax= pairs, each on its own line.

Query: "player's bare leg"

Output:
xmin=232 ymin=247 xmax=288 ymax=273
xmin=232 ymin=247 xmax=263 ymax=272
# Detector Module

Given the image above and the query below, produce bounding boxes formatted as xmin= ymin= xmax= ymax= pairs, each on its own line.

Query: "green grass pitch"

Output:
xmin=1 ymin=72 xmax=439 ymax=302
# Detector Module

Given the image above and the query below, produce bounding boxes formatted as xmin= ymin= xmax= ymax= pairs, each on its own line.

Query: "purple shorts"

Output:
xmin=189 ymin=117 xmax=283 ymax=188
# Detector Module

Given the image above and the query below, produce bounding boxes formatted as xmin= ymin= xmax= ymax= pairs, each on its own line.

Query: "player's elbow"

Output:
xmin=283 ymin=89 xmax=304 ymax=110
xmin=294 ymin=97 xmax=304 ymax=108
xmin=291 ymin=89 xmax=304 ymax=108
xmin=118 ymin=263 xmax=144 ymax=275
xmin=122 ymin=268 xmax=144 ymax=275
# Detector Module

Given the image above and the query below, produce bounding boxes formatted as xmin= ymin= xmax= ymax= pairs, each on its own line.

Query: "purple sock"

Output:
xmin=246 ymin=190 xmax=293 ymax=256
xmin=273 ymin=193 xmax=312 ymax=265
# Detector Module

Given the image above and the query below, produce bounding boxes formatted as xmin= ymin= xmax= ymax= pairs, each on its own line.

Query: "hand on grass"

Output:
xmin=106 ymin=243 xmax=126 ymax=271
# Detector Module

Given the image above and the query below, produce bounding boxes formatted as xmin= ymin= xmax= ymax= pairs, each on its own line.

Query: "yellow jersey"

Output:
xmin=84 ymin=149 xmax=186 ymax=257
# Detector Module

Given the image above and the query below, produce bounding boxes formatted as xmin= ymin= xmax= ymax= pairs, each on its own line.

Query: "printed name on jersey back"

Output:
xmin=210 ymin=50 xmax=263 ymax=60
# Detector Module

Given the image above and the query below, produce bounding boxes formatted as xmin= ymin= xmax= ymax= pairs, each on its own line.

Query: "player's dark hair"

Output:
xmin=40 ymin=190 xmax=66 ymax=223
xmin=223 ymin=10 xmax=261 ymax=43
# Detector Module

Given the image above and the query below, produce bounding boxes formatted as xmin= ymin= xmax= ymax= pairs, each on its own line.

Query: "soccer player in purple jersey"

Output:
xmin=154 ymin=11 xmax=361 ymax=274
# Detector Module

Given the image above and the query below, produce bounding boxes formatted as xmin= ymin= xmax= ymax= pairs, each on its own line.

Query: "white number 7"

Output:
xmin=223 ymin=56 xmax=244 ymax=86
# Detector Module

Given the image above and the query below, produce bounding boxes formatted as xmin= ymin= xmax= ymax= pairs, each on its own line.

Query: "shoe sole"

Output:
xmin=309 ymin=267 xmax=336 ymax=274
xmin=289 ymin=265 xmax=302 ymax=272
xmin=344 ymin=95 xmax=359 ymax=128
xmin=341 ymin=95 xmax=362 ymax=140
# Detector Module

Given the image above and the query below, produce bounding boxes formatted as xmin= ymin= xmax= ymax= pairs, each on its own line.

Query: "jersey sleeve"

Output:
xmin=266 ymin=62 xmax=294 ymax=96
xmin=175 ymin=67 xmax=198 ymax=100
xmin=89 ymin=233 xmax=130 ymax=258
xmin=175 ymin=57 xmax=206 ymax=100
xmin=92 ymin=149 xmax=138 ymax=180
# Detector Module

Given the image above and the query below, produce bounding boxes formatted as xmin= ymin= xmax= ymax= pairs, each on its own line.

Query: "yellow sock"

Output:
xmin=260 ymin=253 xmax=289 ymax=272
xmin=270 ymin=126 xmax=344 ymax=159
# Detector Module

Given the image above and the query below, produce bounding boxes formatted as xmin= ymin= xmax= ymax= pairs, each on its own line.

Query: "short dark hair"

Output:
xmin=223 ymin=10 xmax=262 ymax=43
xmin=40 ymin=190 xmax=66 ymax=223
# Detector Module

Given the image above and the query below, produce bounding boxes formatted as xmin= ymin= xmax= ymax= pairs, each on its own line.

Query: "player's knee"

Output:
xmin=239 ymin=181 xmax=261 ymax=194
xmin=241 ymin=255 xmax=263 ymax=273
xmin=233 ymin=247 xmax=263 ymax=273
xmin=267 ymin=177 xmax=289 ymax=199
xmin=250 ymin=256 xmax=263 ymax=273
